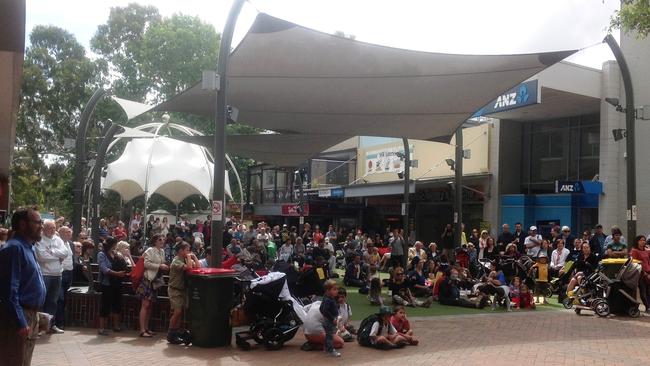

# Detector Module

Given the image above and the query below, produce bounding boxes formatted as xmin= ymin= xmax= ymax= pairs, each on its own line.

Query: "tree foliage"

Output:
xmin=610 ymin=0 xmax=650 ymax=38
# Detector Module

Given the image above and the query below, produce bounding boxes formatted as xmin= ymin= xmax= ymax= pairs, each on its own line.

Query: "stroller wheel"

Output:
xmin=263 ymin=328 xmax=284 ymax=351
xmin=593 ymin=300 xmax=610 ymax=318
xmin=628 ymin=307 xmax=641 ymax=318
xmin=574 ymin=308 xmax=581 ymax=315
xmin=544 ymin=287 xmax=553 ymax=299
xmin=237 ymin=339 xmax=252 ymax=351
xmin=562 ymin=297 xmax=574 ymax=309
xmin=251 ymin=324 xmax=267 ymax=344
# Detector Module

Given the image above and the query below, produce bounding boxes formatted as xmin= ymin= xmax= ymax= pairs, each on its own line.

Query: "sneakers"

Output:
xmin=326 ymin=350 xmax=341 ymax=357
xmin=48 ymin=326 xmax=65 ymax=334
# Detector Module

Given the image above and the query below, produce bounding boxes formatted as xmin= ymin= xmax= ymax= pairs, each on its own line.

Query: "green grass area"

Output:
xmin=332 ymin=271 xmax=563 ymax=321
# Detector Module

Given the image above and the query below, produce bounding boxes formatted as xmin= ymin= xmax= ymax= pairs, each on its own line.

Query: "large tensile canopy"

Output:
xmin=172 ymin=133 xmax=351 ymax=167
xmin=153 ymin=13 xmax=577 ymax=141
xmin=102 ymin=136 xmax=231 ymax=204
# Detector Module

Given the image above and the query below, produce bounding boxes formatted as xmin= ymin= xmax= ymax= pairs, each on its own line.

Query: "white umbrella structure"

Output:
xmin=102 ymin=136 xmax=231 ymax=205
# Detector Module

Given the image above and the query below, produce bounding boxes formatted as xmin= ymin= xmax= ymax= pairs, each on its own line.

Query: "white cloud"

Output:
xmin=26 ymin=0 xmax=620 ymax=68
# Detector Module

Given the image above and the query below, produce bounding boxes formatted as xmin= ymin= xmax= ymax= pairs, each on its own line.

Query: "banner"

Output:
xmin=365 ymin=145 xmax=414 ymax=175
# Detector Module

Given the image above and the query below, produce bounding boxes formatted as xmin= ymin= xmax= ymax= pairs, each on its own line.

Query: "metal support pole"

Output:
xmin=210 ymin=0 xmax=245 ymax=268
xmin=604 ymin=34 xmax=636 ymax=239
xmin=298 ymin=170 xmax=305 ymax=236
xmin=91 ymin=123 xmax=120 ymax=251
xmin=401 ymin=137 xmax=410 ymax=269
xmin=73 ymin=88 xmax=106 ymax=239
xmin=454 ymin=127 xmax=464 ymax=250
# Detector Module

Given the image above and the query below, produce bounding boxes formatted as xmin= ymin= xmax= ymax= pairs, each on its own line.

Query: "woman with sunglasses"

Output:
xmin=137 ymin=234 xmax=168 ymax=337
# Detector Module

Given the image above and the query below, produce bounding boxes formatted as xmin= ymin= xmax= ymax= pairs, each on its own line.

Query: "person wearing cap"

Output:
xmin=367 ymin=306 xmax=408 ymax=349
xmin=524 ymin=226 xmax=543 ymax=257
xmin=530 ymin=251 xmax=550 ymax=304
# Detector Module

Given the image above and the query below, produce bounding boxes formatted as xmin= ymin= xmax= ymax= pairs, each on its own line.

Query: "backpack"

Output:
xmin=130 ymin=256 xmax=145 ymax=291
xmin=357 ymin=313 xmax=380 ymax=347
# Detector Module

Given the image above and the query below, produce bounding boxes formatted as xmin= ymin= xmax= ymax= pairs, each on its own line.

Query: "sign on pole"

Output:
xmin=212 ymin=200 xmax=223 ymax=221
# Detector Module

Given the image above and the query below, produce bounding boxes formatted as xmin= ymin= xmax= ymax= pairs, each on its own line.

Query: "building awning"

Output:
xmin=152 ymin=13 xmax=576 ymax=142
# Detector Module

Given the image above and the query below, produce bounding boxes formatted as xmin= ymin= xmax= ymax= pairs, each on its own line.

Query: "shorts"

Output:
xmin=168 ymin=287 xmax=186 ymax=310
xmin=100 ymin=284 xmax=122 ymax=317
xmin=535 ymin=282 xmax=549 ymax=295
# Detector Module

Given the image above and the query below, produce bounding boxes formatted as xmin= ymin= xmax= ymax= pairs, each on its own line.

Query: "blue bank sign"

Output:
xmin=472 ymin=79 xmax=540 ymax=117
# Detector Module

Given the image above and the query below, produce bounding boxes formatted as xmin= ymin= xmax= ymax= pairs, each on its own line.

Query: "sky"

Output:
xmin=26 ymin=0 xmax=621 ymax=69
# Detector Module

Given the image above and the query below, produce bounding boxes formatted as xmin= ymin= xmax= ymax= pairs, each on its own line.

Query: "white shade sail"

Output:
xmin=102 ymin=136 xmax=231 ymax=204
xmin=152 ymin=13 xmax=576 ymax=141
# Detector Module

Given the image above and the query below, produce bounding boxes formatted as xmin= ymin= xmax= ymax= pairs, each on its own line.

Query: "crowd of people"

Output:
xmin=3 ymin=205 xmax=650 ymax=363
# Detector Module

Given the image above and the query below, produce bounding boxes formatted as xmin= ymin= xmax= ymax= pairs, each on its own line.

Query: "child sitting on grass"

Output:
xmin=389 ymin=305 xmax=418 ymax=346
xmin=519 ymin=284 xmax=535 ymax=309
xmin=336 ymin=288 xmax=356 ymax=342
xmin=509 ymin=276 xmax=522 ymax=309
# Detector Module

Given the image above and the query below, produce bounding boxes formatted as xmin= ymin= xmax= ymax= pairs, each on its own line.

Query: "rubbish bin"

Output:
xmin=600 ymin=258 xmax=640 ymax=279
xmin=187 ymin=267 xmax=236 ymax=347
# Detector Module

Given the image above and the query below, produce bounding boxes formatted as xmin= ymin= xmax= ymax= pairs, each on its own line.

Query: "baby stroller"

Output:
xmin=598 ymin=258 xmax=642 ymax=317
xmin=235 ymin=272 xmax=306 ymax=350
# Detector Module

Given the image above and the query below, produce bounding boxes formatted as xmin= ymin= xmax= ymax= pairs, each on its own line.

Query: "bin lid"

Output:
xmin=600 ymin=258 xmax=640 ymax=265
xmin=188 ymin=267 xmax=237 ymax=277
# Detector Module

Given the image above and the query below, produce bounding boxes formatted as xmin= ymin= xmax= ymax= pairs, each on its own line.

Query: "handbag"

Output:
xmin=130 ymin=256 xmax=145 ymax=291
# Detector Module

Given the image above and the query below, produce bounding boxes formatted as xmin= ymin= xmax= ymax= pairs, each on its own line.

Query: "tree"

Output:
xmin=12 ymin=26 xmax=105 ymax=214
xmin=91 ymin=4 xmax=161 ymax=101
xmin=610 ymin=0 xmax=650 ymax=38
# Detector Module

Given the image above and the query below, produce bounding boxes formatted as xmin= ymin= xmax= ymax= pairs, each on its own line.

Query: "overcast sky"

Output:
xmin=27 ymin=0 xmax=620 ymax=68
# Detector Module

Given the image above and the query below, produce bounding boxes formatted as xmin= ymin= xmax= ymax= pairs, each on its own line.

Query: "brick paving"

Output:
xmin=32 ymin=310 xmax=650 ymax=366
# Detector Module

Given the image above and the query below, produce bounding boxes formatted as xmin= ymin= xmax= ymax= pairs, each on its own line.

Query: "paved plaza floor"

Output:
xmin=33 ymin=310 xmax=650 ymax=366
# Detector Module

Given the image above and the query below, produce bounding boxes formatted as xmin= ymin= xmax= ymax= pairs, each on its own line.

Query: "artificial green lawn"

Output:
xmin=332 ymin=270 xmax=563 ymax=321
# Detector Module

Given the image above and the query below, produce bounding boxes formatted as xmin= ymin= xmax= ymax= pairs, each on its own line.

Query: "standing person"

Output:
xmin=319 ymin=280 xmax=340 ymax=357
xmin=524 ymin=226 xmax=543 ymax=258
xmin=389 ymin=228 xmax=405 ymax=268
xmin=97 ymin=237 xmax=128 ymax=335
xmin=0 ymin=227 xmax=8 ymax=248
xmin=167 ymin=242 xmax=200 ymax=344
xmin=559 ymin=226 xmax=575 ymax=252
xmin=0 ymin=207 xmax=46 ymax=366
xmin=160 ymin=217 xmax=170 ymax=237
xmin=34 ymin=219 xmax=68 ymax=334
xmin=145 ymin=215 xmax=155 ymax=240
xmin=496 ymin=224 xmax=515 ymax=252
xmin=513 ymin=222 xmax=527 ymax=254
xmin=137 ymin=234 xmax=168 ymax=338
xmin=589 ymin=224 xmax=606 ymax=256
xmin=55 ymin=226 xmax=74 ymax=330
xmin=630 ymin=235 xmax=650 ymax=313
xmin=441 ymin=224 xmax=454 ymax=258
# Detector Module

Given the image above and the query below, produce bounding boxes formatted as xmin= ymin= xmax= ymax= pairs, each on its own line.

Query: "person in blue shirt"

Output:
xmin=0 ymin=206 xmax=47 ymax=366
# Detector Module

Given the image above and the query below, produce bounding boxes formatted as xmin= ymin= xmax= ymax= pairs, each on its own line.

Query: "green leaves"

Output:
xmin=610 ymin=0 xmax=650 ymax=38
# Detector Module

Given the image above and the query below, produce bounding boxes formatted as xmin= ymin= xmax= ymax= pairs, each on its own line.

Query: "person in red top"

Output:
xmin=630 ymin=235 xmax=650 ymax=313
xmin=313 ymin=225 xmax=324 ymax=245
xmin=389 ymin=305 xmax=418 ymax=345
xmin=111 ymin=221 xmax=128 ymax=241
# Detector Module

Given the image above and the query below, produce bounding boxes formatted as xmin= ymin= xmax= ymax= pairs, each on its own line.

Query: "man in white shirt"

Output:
xmin=550 ymin=239 xmax=570 ymax=276
xmin=35 ymin=220 xmax=69 ymax=334
xmin=524 ymin=226 xmax=543 ymax=258
xmin=55 ymin=226 xmax=74 ymax=330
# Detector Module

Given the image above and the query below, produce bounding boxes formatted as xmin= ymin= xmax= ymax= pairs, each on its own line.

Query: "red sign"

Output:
xmin=281 ymin=203 xmax=309 ymax=216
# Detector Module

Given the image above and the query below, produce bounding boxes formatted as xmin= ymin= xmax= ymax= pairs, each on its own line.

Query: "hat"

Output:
xmin=378 ymin=306 xmax=393 ymax=316
xmin=530 ymin=226 xmax=537 ymax=231
xmin=537 ymin=252 xmax=548 ymax=259
xmin=283 ymin=224 xmax=288 ymax=227
xmin=561 ymin=226 xmax=570 ymax=232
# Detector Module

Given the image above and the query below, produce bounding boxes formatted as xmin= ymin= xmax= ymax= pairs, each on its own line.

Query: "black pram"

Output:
xmin=235 ymin=272 xmax=306 ymax=350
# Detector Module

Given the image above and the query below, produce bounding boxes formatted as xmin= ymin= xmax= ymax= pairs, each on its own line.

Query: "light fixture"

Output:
xmin=612 ymin=128 xmax=627 ymax=142
xmin=397 ymin=171 xmax=404 ymax=179
xmin=445 ymin=159 xmax=455 ymax=171
xmin=605 ymin=97 xmax=625 ymax=113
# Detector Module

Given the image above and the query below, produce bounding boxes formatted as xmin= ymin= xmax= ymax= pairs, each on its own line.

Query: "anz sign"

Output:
xmin=472 ymin=79 xmax=540 ymax=117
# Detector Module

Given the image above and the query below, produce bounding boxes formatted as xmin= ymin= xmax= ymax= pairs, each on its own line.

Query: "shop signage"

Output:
xmin=365 ymin=144 xmax=415 ymax=176
xmin=472 ymin=79 xmax=540 ymax=117
xmin=281 ymin=203 xmax=309 ymax=216
xmin=555 ymin=181 xmax=585 ymax=194
xmin=331 ymin=188 xmax=344 ymax=198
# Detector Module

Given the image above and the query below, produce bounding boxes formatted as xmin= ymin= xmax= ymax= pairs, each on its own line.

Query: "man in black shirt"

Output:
xmin=496 ymin=224 xmax=515 ymax=253
xmin=513 ymin=222 xmax=527 ymax=254
xmin=439 ymin=268 xmax=486 ymax=309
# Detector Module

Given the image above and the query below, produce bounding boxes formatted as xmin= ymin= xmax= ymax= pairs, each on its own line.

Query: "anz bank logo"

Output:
xmin=493 ymin=85 xmax=530 ymax=109
xmin=558 ymin=183 xmax=580 ymax=193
